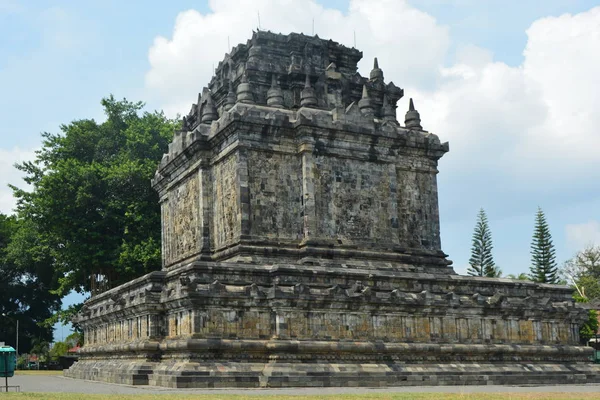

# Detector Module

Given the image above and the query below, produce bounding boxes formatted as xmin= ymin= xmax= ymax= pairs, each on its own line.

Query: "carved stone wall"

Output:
xmin=313 ymin=156 xmax=396 ymax=244
xmin=78 ymin=263 xmax=585 ymax=348
xmin=211 ymin=153 xmax=240 ymax=251
xmin=162 ymin=173 xmax=201 ymax=266
xmin=247 ymin=150 xmax=303 ymax=240
xmin=397 ymin=169 xmax=441 ymax=250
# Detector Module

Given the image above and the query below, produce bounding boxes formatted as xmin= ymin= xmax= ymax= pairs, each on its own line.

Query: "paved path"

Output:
xmin=5 ymin=374 xmax=600 ymax=395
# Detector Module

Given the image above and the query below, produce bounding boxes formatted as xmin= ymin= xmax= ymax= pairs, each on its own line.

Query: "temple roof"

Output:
xmin=182 ymin=31 xmax=404 ymax=131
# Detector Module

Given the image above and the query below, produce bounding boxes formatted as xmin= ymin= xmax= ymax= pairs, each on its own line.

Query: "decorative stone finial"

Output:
xmin=370 ymin=57 xmax=384 ymax=81
xmin=300 ymin=74 xmax=318 ymax=108
xmin=404 ymin=98 xmax=423 ymax=130
xmin=266 ymin=74 xmax=285 ymax=108
xmin=201 ymin=90 xmax=218 ymax=124
xmin=223 ymin=80 xmax=237 ymax=111
xmin=181 ymin=116 xmax=189 ymax=131
xmin=358 ymin=85 xmax=374 ymax=116
xmin=236 ymin=73 xmax=255 ymax=104
xmin=382 ymin=94 xmax=397 ymax=125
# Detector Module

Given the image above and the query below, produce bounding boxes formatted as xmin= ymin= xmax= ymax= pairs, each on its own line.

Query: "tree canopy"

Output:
xmin=562 ymin=245 xmax=600 ymax=301
xmin=10 ymin=96 xmax=177 ymax=306
xmin=0 ymin=214 xmax=60 ymax=353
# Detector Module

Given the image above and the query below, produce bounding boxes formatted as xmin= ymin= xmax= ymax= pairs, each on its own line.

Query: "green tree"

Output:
xmin=10 ymin=96 xmax=177 ymax=311
xmin=1 ymin=214 xmax=60 ymax=353
xmin=63 ymin=331 xmax=83 ymax=349
xmin=560 ymin=247 xmax=600 ymax=344
xmin=576 ymin=304 xmax=599 ymax=345
xmin=562 ymin=245 xmax=600 ymax=301
xmin=467 ymin=208 xmax=500 ymax=277
xmin=580 ymin=310 xmax=599 ymax=345
xmin=30 ymin=338 xmax=50 ymax=363
xmin=47 ymin=332 xmax=82 ymax=363
xmin=49 ymin=341 xmax=69 ymax=361
xmin=16 ymin=354 xmax=28 ymax=370
xmin=529 ymin=207 xmax=558 ymax=284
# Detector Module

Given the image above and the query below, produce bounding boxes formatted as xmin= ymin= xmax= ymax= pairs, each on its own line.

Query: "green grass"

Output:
xmin=2 ymin=394 xmax=600 ymax=400
xmin=14 ymin=370 xmax=63 ymax=375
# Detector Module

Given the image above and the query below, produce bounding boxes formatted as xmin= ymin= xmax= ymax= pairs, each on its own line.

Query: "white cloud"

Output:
xmin=410 ymin=6 xmax=600 ymax=218
xmin=519 ymin=8 xmax=600 ymax=163
xmin=0 ymin=147 xmax=35 ymax=215
xmin=411 ymin=54 xmax=547 ymax=163
xmin=145 ymin=0 xmax=449 ymax=116
xmin=566 ymin=220 xmax=600 ymax=251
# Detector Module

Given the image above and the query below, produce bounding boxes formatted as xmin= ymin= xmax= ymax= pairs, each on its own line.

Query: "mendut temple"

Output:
xmin=65 ymin=31 xmax=600 ymax=387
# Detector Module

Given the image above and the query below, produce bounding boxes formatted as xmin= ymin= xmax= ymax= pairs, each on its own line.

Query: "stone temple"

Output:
xmin=65 ymin=31 xmax=600 ymax=387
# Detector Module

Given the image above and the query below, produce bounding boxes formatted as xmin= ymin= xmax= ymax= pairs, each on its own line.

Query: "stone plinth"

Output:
xmin=66 ymin=31 xmax=600 ymax=387
xmin=66 ymin=261 xmax=599 ymax=387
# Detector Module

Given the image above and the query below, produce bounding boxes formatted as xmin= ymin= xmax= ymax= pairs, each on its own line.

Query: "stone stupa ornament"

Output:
xmin=236 ymin=73 xmax=255 ymax=104
xmin=200 ymin=90 xmax=218 ymax=124
xmin=358 ymin=85 xmax=374 ymax=116
xmin=67 ymin=30 xmax=599 ymax=389
xmin=382 ymin=94 xmax=398 ymax=125
xmin=300 ymin=73 xmax=318 ymax=108
xmin=266 ymin=74 xmax=285 ymax=108
xmin=369 ymin=57 xmax=384 ymax=81
xmin=404 ymin=98 xmax=423 ymax=130
xmin=223 ymin=80 xmax=237 ymax=111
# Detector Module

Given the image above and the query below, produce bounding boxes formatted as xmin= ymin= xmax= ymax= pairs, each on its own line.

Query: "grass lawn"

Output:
xmin=2 ymin=393 xmax=600 ymax=399
xmin=14 ymin=370 xmax=63 ymax=375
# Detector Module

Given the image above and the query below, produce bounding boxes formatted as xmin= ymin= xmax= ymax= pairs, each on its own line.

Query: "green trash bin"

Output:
xmin=0 ymin=346 xmax=16 ymax=378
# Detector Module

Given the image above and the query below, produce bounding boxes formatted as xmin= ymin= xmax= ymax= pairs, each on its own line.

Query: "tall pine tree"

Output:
xmin=468 ymin=208 xmax=499 ymax=277
xmin=530 ymin=207 xmax=558 ymax=283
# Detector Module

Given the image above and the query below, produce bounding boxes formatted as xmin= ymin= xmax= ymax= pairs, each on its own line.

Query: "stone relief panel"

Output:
xmin=396 ymin=169 xmax=441 ymax=250
xmin=212 ymin=153 xmax=240 ymax=250
xmin=281 ymin=313 xmax=576 ymax=345
xmin=85 ymin=309 xmax=577 ymax=344
xmin=247 ymin=151 xmax=303 ymax=241
xmin=163 ymin=173 xmax=200 ymax=267
xmin=312 ymin=156 xmax=397 ymax=245
xmin=192 ymin=310 xmax=271 ymax=339
xmin=160 ymin=309 xmax=577 ymax=345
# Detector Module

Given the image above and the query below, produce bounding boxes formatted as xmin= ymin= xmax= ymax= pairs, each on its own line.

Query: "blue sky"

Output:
xmin=1 ymin=0 xmax=600 ymax=341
